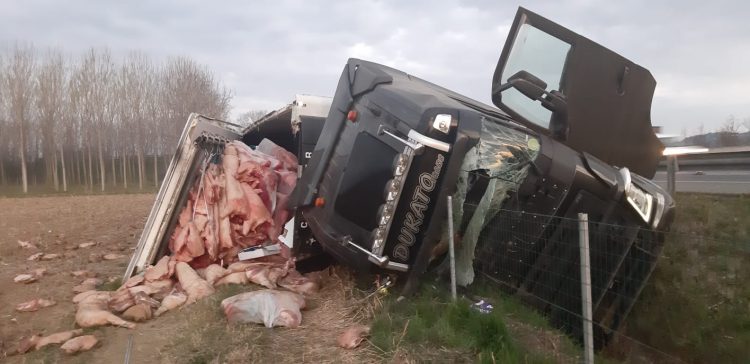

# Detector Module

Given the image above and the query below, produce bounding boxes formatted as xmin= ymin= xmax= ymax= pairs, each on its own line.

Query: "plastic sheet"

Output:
xmin=221 ymin=289 xmax=305 ymax=328
xmin=447 ymin=119 xmax=539 ymax=285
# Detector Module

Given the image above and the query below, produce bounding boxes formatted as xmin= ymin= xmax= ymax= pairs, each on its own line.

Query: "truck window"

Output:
xmin=501 ymin=23 xmax=571 ymax=128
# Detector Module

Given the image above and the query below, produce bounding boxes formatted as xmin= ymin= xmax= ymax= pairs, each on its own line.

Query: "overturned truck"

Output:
xmin=127 ymin=7 xmax=674 ymax=347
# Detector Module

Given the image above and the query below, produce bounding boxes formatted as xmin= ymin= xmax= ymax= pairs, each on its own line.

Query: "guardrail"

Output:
xmin=658 ymin=148 xmax=750 ymax=170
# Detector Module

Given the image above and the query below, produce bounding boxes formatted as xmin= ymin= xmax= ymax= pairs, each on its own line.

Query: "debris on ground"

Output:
xmin=14 ymin=268 xmax=46 ymax=284
xmin=471 ymin=299 xmax=494 ymax=314
xmin=41 ymin=253 xmax=61 ymax=260
xmin=71 ymin=270 xmax=97 ymax=278
xmin=72 ymin=277 xmax=103 ymax=293
xmin=78 ymin=242 xmax=97 ymax=249
xmin=27 ymin=252 xmax=44 ymax=261
xmin=221 ymin=289 xmax=306 ymax=328
xmin=14 ymin=273 xmax=39 ymax=284
xmin=102 ymin=253 xmax=125 ymax=260
xmin=60 ymin=335 xmax=98 ymax=354
xmin=337 ymin=325 xmax=371 ymax=349
xmin=18 ymin=240 xmax=37 ymax=249
xmin=15 ymin=298 xmax=57 ymax=312
xmin=34 ymin=329 xmax=84 ymax=350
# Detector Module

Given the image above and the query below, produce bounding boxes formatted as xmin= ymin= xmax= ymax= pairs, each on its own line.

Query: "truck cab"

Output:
xmin=291 ymin=7 xmax=674 ymax=344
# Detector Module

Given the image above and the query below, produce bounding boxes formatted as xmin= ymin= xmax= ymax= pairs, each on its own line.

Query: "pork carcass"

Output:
xmin=203 ymin=264 xmax=227 ymax=286
xmin=15 ymin=298 xmax=56 ymax=312
xmin=15 ymin=335 xmax=41 ymax=354
xmin=108 ymin=287 xmax=135 ymax=313
xmin=221 ymin=289 xmax=305 ymax=328
xmin=175 ymin=262 xmax=214 ymax=304
xmin=140 ymin=279 xmax=174 ymax=300
xmin=154 ymin=290 xmax=188 ymax=317
xmin=34 ymin=329 xmax=83 ymax=350
xmin=279 ymin=269 xmax=320 ymax=296
xmin=215 ymin=271 xmax=248 ymax=286
xmin=144 ymin=255 xmax=172 ymax=281
xmin=337 ymin=325 xmax=371 ymax=349
xmin=121 ymin=274 xmax=145 ymax=288
xmin=244 ymin=261 xmax=289 ymax=289
xmin=14 ymin=273 xmax=39 ymax=284
xmin=75 ymin=291 xmax=135 ymax=329
xmin=60 ymin=335 xmax=98 ymax=354
xmin=122 ymin=303 xmax=152 ymax=322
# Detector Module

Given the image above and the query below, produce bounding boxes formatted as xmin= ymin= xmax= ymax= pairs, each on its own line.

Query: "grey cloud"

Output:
xmin=1 ymin=0 xmax=747 ymax=134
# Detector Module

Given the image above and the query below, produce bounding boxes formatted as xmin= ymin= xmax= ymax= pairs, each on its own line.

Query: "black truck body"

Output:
xmin=290 ymin=8 xmax=675 ymax=344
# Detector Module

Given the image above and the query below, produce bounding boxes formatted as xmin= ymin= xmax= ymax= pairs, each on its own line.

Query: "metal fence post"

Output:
xmin=578 ymin=213 xmax=594 ymax=364
xmin=447 ymin=196 xmax=457 ymax=302
xmin=666 ymin=155 xmax=677 ymax=195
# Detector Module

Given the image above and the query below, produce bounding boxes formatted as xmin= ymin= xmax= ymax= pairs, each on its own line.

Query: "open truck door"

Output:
xmin=492 ymin=7 xmax=663 ymax=178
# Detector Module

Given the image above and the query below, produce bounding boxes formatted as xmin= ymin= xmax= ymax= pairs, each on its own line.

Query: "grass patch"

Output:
xmin=624 ymin=193 xmax=750 ymax=363
xmin=162 ymin=284 xmax=268 ymax=363
xmin=369 ymin=282 xmax=575 ymax=363
xmin=97 ymin=278 xmax=123 ymax=291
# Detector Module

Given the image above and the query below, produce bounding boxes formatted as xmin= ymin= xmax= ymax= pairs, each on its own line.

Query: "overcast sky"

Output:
xmin=1 ymin=0 xmax=748 ymax=135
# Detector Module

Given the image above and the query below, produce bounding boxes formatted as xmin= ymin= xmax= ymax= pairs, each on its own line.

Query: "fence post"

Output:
xmin=578 ymin=213 xmax=594 ymax=364
xmin=447 ymin=195 xmax=457 ymax=302
xmin=666 ymin=155 xmax=677 ymax=195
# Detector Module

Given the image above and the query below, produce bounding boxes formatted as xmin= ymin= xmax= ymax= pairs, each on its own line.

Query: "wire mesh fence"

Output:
xmin=465 ymin=204 xmax=696 ymax=363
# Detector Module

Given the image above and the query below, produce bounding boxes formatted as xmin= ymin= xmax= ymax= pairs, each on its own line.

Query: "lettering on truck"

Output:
xmin=393 ymin=154 xmax=445 ymax=261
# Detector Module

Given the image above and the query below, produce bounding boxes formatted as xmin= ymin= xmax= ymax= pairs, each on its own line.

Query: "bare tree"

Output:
xmin=1 ymin=45 xmax=35 ymax=193
xmin=719 ymin=115 xmax=740 ymax=146
xmin=0 ymin=46 xmax=232 ymax=195
xmin=35 ymin=49 xmax=65 ymax=191
xmin=235 ymin=109 xmax=269 ymax=125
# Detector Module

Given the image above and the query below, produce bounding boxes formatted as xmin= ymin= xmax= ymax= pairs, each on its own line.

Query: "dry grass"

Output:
xmin=161 ymin=266 xmax=381 ymax=364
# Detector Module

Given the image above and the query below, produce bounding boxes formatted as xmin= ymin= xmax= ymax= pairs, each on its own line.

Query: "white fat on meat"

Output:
xmin=75 ymin=291 xmax=135 ymax=329
xmin=155 ymin=290 xmax=188 ymax=317
xmin=175 ymin=262 xmax=214 ymax=304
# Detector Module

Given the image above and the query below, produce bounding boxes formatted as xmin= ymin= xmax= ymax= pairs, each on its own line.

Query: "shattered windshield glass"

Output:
xmin=441 ymin=118 xmax=540 ymax=285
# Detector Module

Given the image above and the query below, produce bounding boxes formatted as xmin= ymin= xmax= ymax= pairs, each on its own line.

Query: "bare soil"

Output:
xmin=0 ymin=194 xmax=380 ymax=363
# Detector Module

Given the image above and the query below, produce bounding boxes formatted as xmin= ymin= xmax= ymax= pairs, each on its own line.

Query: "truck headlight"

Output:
xmin=625 ymin=183 xmax=653 ymax=224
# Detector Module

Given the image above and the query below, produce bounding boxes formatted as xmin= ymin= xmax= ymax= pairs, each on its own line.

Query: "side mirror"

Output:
xmin=494 ymin=70 xmax=567 ymax=114
xmin=494 ymin=70 xmax=547 ymax=101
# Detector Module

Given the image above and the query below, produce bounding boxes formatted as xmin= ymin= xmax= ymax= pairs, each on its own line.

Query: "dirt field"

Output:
xmin=0 ymin=194 xmax=377 ymax=363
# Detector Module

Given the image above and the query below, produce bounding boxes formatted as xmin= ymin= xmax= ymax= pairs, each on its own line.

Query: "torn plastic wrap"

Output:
xmin=444 ymin=119 xmax=539 ymax=286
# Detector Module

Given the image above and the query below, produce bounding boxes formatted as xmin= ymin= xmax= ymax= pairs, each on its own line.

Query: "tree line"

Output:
xmin=0 ymin=45 xmax=231 ymax=194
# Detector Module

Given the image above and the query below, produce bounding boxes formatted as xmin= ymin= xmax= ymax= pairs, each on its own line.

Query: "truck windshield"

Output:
xmin=501 ymin=23 xmax=571 ymax=128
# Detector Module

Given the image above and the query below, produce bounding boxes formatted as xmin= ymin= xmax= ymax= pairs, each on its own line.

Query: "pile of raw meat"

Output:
xmin=69 ymin=140 xmax=319 ymax=331
xmin=170 ymin=139 xmax=298 ymax=266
